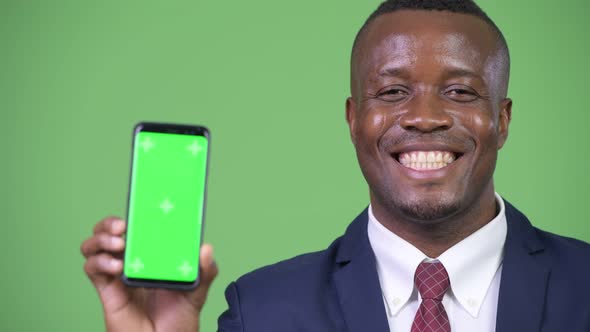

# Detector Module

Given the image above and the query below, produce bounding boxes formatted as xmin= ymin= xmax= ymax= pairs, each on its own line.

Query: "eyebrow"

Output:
xmin=377 ymin=67 xmax=410 ymax=78
xmin=377 ymin=66 xmax=483 ymax=81
xmin=444 ymin=68 xmax=482 ymax=80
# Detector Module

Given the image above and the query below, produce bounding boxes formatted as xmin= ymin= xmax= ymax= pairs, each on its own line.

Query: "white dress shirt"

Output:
xmin=367 ymin=193 xmax=507 ymax=332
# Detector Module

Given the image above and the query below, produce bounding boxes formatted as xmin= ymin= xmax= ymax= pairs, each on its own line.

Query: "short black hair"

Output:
xmin=351 ymin=0 xmax=510 ymax=95
xmin=354 ymin=0 xmax=508 ymax=55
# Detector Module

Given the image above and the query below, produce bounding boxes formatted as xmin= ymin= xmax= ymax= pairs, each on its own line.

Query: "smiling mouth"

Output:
xmin=394 ymin=151 xmax=462 ymax=171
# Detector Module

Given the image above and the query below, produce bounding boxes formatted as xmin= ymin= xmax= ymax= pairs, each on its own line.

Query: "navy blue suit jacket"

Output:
xmin=217 ymin=201 xmax=590 ymax=331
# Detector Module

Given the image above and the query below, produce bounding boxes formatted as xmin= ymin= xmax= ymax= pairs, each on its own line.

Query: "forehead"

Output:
xmin=355 ymin=10 xmax=501 ymax=80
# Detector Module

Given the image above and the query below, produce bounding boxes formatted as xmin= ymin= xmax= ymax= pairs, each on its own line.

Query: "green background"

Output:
xmin=1 ymin=0 xmax=588 ymax=331
xmin=125 ymin=132 xmax=207 ymax=282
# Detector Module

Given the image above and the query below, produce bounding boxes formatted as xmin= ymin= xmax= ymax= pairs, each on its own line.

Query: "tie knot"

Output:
xmin=414 ymin=261 xmax=450 ymax=301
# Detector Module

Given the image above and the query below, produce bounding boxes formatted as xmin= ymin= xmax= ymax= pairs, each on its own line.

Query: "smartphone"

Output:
xmin=122 ymin=122 xmax=210 ymax=290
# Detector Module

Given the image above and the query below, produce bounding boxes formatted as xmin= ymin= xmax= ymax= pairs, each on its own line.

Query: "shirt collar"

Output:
xmin=367 ymin=192 xmax=507 ymax=318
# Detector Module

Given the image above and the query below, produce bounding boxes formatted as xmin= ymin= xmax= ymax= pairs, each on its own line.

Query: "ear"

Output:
xmin=497 ymin=98 xmax=512 ymax=150
xmin=345 ymin=97 xmax=357 ymax=145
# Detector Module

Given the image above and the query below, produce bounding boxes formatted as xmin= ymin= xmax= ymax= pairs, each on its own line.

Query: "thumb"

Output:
xmin=199 ymin=243 xmax=218 ymax=286
xmin=188 ymin=243 xmax=219 ymax=310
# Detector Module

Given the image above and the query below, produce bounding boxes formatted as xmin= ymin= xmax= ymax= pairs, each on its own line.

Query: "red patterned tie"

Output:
xmin=411 ymin=261 xmax=451 ymax=332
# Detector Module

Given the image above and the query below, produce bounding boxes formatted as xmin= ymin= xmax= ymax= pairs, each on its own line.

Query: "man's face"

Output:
xmin=347 ymin=10 xmax=512 ymax=223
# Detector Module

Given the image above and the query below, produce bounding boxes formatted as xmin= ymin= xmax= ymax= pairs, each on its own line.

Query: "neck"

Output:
xmin=370 ymin=186 xmax=498 ymax=258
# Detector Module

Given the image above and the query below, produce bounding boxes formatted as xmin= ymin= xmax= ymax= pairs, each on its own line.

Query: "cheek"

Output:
xmin=463 ymin=111 xmax=500 ymax=184
xmin=358 ymin=107 xmax=389 ymax=149
xmin=464 ymin=111 xmax=498 ymax=147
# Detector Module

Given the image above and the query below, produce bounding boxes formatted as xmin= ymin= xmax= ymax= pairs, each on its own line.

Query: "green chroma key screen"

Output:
xmin=124 ymin=130 xmax=208 ymax=282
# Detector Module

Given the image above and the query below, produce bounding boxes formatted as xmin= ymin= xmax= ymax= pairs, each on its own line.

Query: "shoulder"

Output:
xmin=529 ymin=227 xmax=590 ymax=319
xmin=234 ymin=235 xmax=343 ymax=294
xmin=535 ymin=227 xmax=590 ymax=265
xmin=231 ymin=208 xmax=369 ymax=292
xmin=218 ymin=236 xmax=346 ymax=330
xmin=505 ymin=199 xmax=590 ymax=264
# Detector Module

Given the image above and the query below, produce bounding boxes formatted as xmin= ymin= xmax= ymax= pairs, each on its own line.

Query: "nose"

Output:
xmin=399 ymin=94 xmax=453 ymax=132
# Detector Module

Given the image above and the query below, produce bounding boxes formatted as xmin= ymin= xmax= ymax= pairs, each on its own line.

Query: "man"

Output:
xmin=81 ymin=0 xmax=590 ymax=331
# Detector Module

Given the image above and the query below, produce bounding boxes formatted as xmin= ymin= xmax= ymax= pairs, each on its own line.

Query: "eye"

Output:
xmin=376 ymin=86 xmax=410 ymax=102
xmin=445 ymin=86 xmax=479 ymax=102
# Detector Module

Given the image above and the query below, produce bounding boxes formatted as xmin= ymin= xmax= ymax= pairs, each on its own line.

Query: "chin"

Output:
xmin=387 ymin=190 xmax=463 ymax=222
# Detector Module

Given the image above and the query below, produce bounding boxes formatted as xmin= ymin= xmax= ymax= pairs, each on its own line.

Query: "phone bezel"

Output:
xmin=122 ymin=122 xmax=210 ymax=290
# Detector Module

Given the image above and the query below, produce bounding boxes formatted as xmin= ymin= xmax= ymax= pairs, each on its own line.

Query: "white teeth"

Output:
xmin=443 ymin=152 xmax=455 ymax=163
xmin=397 ymin=150 xmax=458 ymax=171
xmin=418 ymin=152 xmax=426 ymax=162
xmin=436 ymin=152 xmax=442 ymax=162
xmin=427 ymin=151 xmax=435 ymax=162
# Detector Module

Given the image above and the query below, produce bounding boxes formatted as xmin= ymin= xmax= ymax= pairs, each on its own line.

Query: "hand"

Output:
xmin=81 ymin=216 xmax=218 ymax=332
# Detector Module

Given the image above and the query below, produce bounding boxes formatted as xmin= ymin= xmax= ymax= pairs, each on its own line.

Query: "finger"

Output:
xmin=81 ymin=233 xmax=125 ymax=258
xmin=93 ymin=216 xmax=126 ymax=235
xmin=84 ymin=253 xmax=123 ymax=283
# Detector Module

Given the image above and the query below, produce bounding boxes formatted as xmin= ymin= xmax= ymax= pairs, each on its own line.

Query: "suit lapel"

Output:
xmin=496 ymin=200 xmax=551 ymax=332
xmin=332 ymin=209 xmax=390 ymax=332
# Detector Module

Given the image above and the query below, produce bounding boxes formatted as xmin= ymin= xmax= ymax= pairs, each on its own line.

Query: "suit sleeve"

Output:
xmin=217 ymin=282 xmax=244 ymax=332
